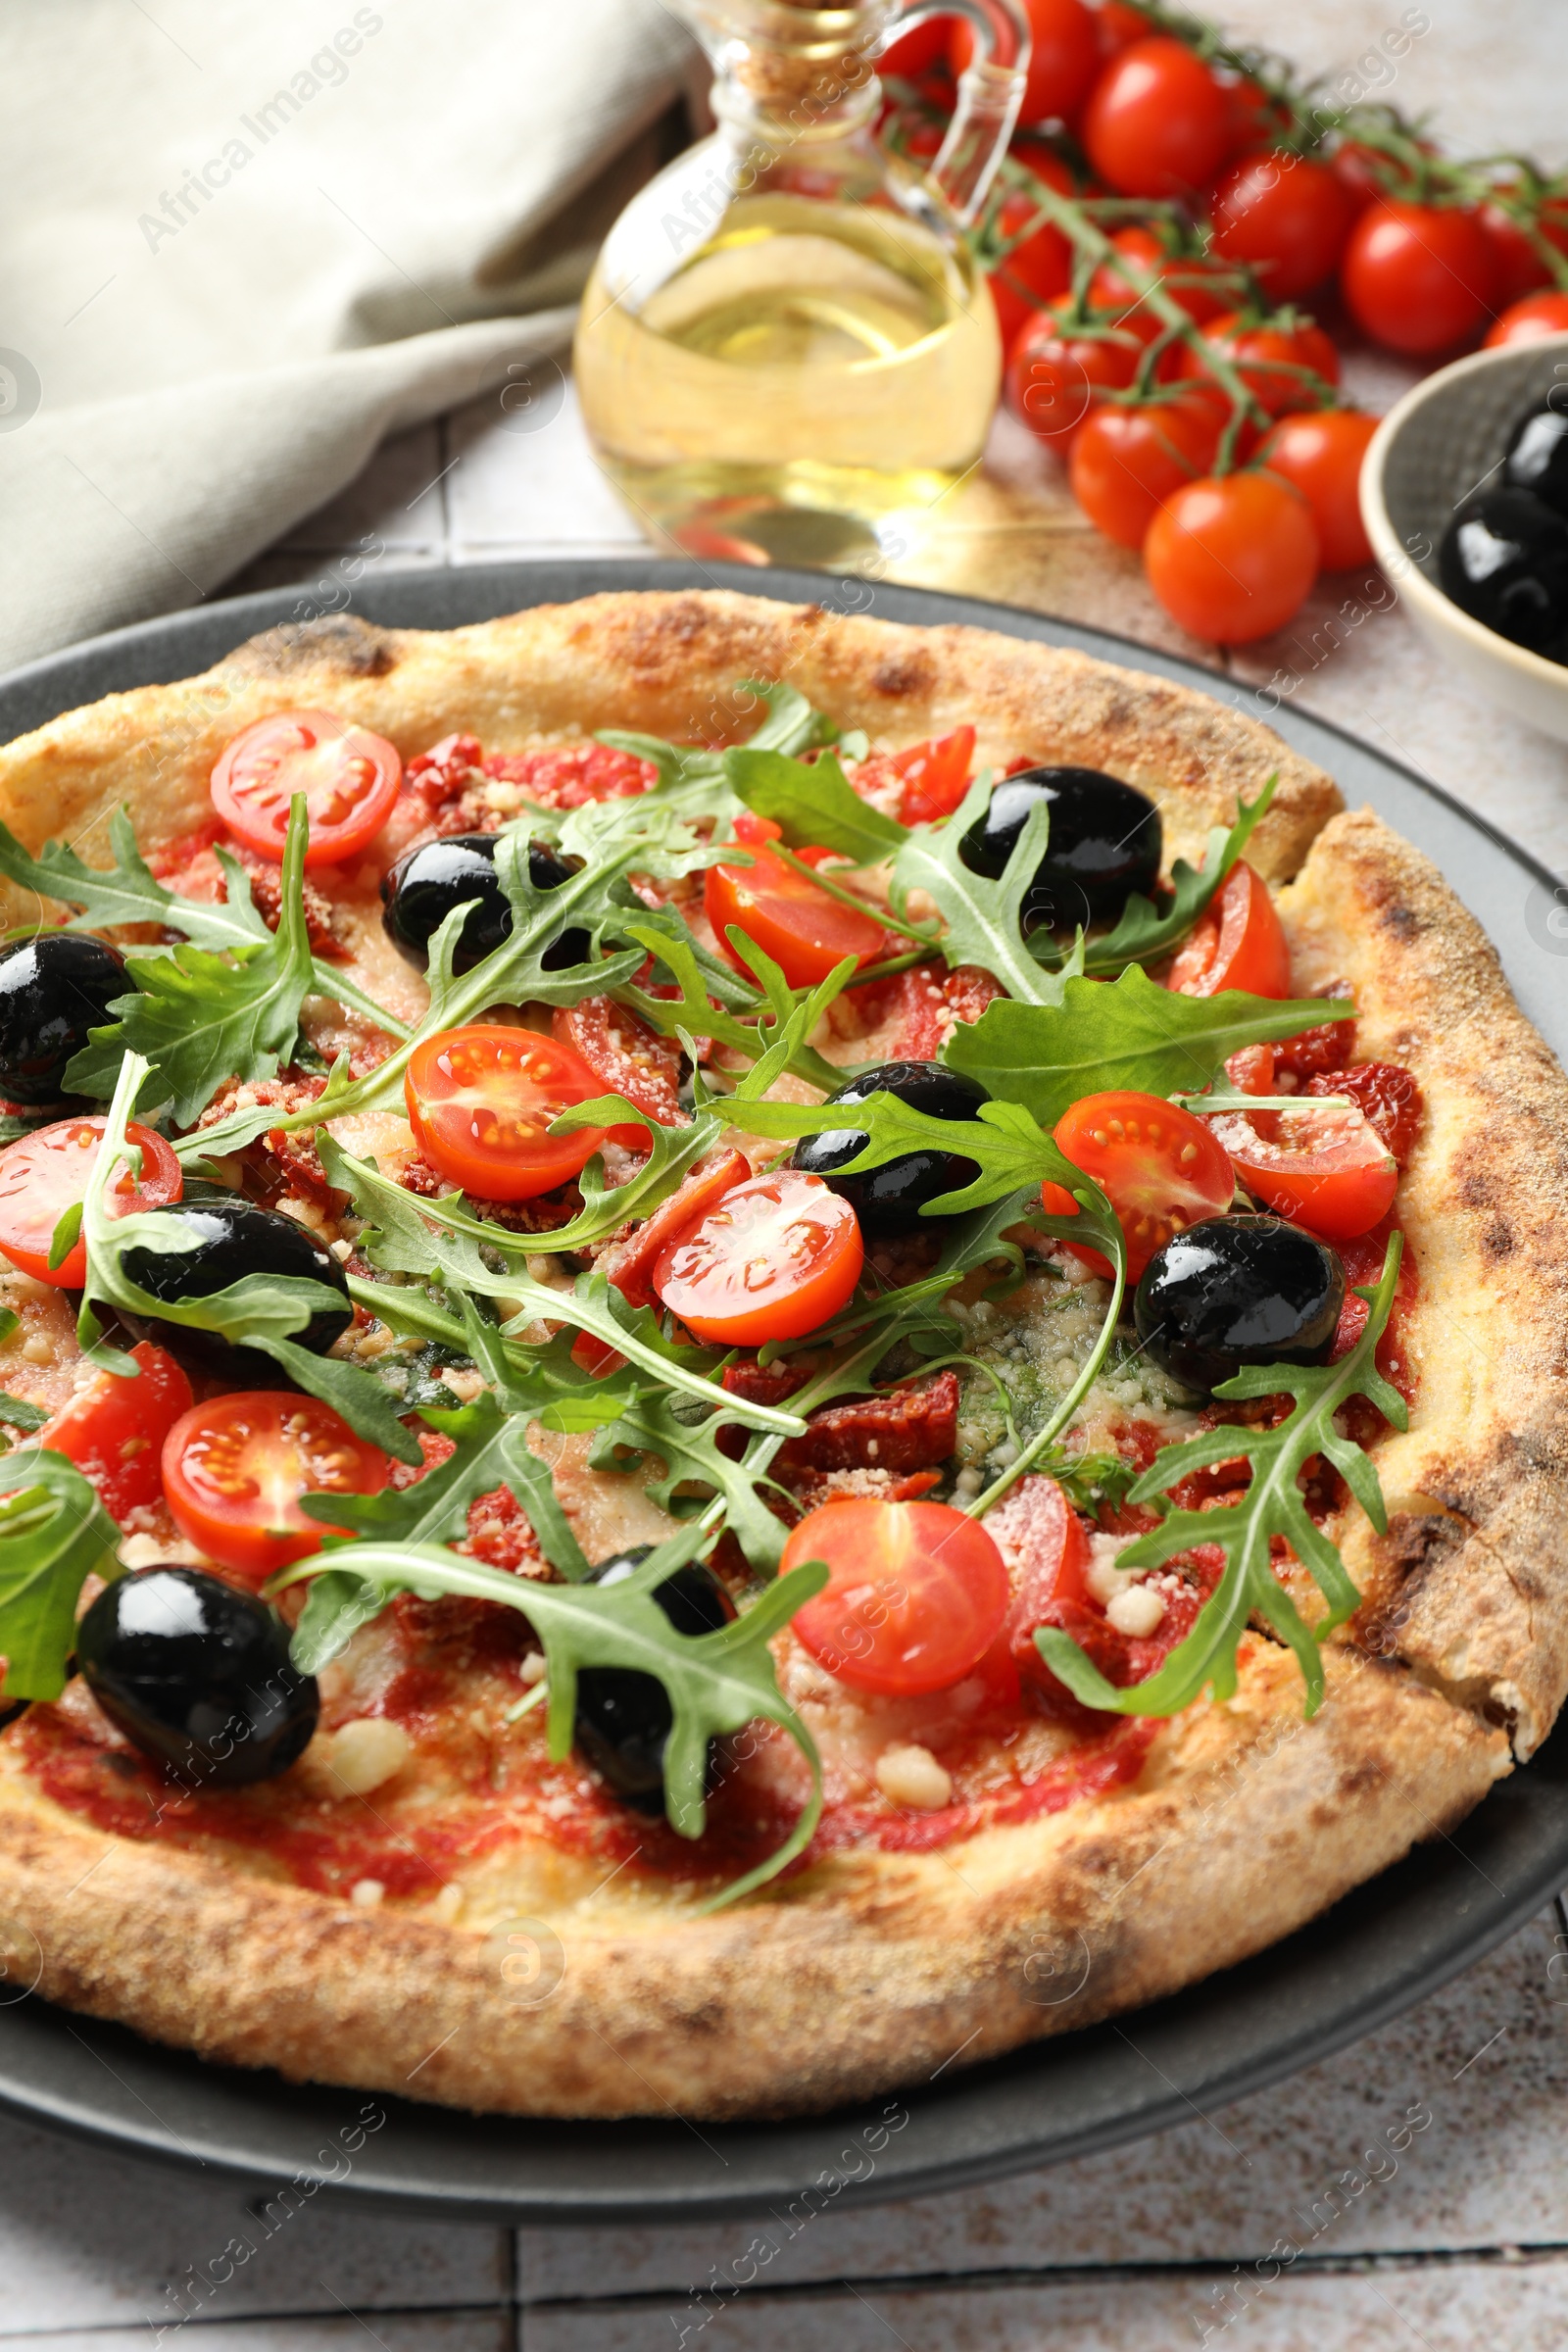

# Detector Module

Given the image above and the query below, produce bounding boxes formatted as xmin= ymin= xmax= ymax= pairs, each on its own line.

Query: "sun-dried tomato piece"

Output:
xmin=551 ymin=998 xmax=685 ymax=1129
xmin=779 ymin=1371 xmax=959 ymax=1475
xmin=231 ymin=849 xmax=347 ymax=957
xmin=604 ymin=1149 xmax=753 ymax=1311
xmin=1273 ymin=1010 xmax=1356 ymax=1082
xmin=485 ymin=743 xmax=656 ymax=808
xmin=1309 ymin=1060 xmax=1423 ymax=1166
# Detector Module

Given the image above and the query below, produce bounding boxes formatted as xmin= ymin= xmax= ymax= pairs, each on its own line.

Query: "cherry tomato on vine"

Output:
xmin=1088 ymin=224 xmax=1230 ymax=326
xmin=1330 ymin=138 xmax=1412 ymax=216
xmin=705 ymin=813 xmax=887 ymax=987
xmin=1475 ymin=191 xmax=1568 ymax=307
xmin=36 ymin=1343 xmax=193 ymax=1522
xmin=986 ymin=150 xmax=1077 ymax=349
xmin=1486 ymin=291 xmax=1568 ymax=348
xmin=0 ymin=1117 xmax=182 ymax=1288
xmin=1006 ymin=298 xmax=1146 ymax=446
xmin=1167 ymin=860 xmax=1293 ymax=998
xmin=784 ymin=1496 xmax=1010 ymax=1697
xmin=1144 ymin=473 xmax=1319 ymax=645
xmin=1207 ymin=152 xmax=1354 ymax=300
xmin=1215 ymin=71 xmax=1291 ymax=159
xmin=405 ymin=1024 xmax=619 ymax=1201
xmin=1341 ymin=201 xmax=1496 ymax=355
xmin=1095 ymin=1 xmax=1152 ymax=59
xmin=1082 ymin=37 xmax=1232 ymax=200
xmin=162 ymin=1393 xmax=391 ymax=1583
xmin=1206 ymin=1101 xmax=1397 ymax=1240
xmin=211 ymin=710 xmax=402 ymax=867
xmin=951 ymin=0 xmax=1100 ymax=126
xmin=888 ymin=725 xmax=976 ymax=823
xmin=1178 ymin=310 xmax=1340 ymax=419
xmin=653 ymin=1168 xmax=862 ymax=1345
xmin=1257 ymin=409 xmax=1379 ymax=570
xmin=1068 ymin=396 xmax=1222 ymax=549
xmin=1041 ymin=1090 xmax=1235 ymax=1281
xmin=878 ymin=16 xmax=950 ymax=78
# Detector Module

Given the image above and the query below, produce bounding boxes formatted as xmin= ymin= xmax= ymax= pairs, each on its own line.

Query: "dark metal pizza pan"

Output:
xmin=1 ymin=558 xmax=1565 ymax=2226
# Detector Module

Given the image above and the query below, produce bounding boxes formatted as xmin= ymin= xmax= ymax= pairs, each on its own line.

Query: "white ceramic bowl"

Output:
xmin=1360 ymin=333 xmax=1568 ymax=745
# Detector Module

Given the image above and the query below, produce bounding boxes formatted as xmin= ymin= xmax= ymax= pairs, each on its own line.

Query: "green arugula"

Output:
xmin=617 ymin=921 xmax=852 ymax=1097
xmin=889 ymin=771 xmax=1065 ymax=1004
xmin=0 ymin=1394 xmax=49 ymax=1434
xmin=726 ymin=747 xmax=908 ymax=866
xmin=1069 ymin=778 xmax=1276 ymax=976
xmin=276 ymin=1529 xmax=830 ymax=1905
xmin=708 ymin=1087 xmax=1083 ymax=1218
xmin=596 ymin=680 xmax=844 ymax=824
xmin=1037 ymin=1234 xmax=1406 ymax=1720
xmin=941 ymin=964 xmax=1343 ymax=1131
xmin=0 ymin=1449 xmax=122 ymax=1701
xmin=589 ymin=1393 xmax=791 ymax=1574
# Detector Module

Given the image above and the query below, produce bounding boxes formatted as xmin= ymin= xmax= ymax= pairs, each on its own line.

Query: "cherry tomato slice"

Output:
xmin=405 ymin=1024 xmax=614 ymax=1201
xmin=1167 ymin=861 xmax=1293 ymax=998
xmin=993 ymin=1474 xmax=1093 ymax=1686
xmin=889 ymin=726 xmax=977 ymax=824
xmin=36 ymin=1342 xmax=193 ymax=1522
xmin=0 ymin=1118 xmax=182 ymax=1288
xmin=1043 ymin=1089 xmax=1236 ymax=1281
xmin=162 ymin=1393 xmax=391 ymax=1583
xmin=1207 ymin=1101 xmax=1397 ymax=1240
xmin=608 ymin=1148 xmax=753 ymax=1311
xmin=653 ymin=1169 xmax=862 ymax=1345
xmin=211 ymin=709 xmax=402 ymax=868
xmin=550 ymin=998 xmax=683 ymax=1142
xmin=784 ymin=1497 xmax=1010 ymax=1697
xmin=704 ymin=815 xmax=886 ymax=988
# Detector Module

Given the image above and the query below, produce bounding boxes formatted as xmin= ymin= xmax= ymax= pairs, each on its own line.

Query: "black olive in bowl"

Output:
xmin=957 ymin=766 xmax=1161 ymax=932
xmin=1504 ymin=403 xmax=1568 ymax=522
xmin=573 ymin=1547 xmax=736 ymax=1814
xmin=1134 ymin=1213 xmax=1345 ymax=1394
xmin=76 ymin=1568 xmax=318 ymax=1786
xmin=380 ymin=834 xmax=589 ymax=973
xmin=792 ymin=1060 xmax=987 ymax=1236
xmin=113 ymin=1200 xmax=351 ymax=1374
xmin=0 ymin=934 xmax=127 ymax=1105
xmin=1438 ymin=488 xmax=1568 ymax=656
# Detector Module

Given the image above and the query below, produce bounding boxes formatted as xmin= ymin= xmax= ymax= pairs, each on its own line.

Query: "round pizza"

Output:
xmin=0 ymin=588 xmax=1560 ymax=2122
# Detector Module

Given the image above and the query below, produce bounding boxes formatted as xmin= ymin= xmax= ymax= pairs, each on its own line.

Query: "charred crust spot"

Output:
xmin=869 ymin=654 xmax=937 ymax=700
xmin=1483 ymin=1218 xmax=1516 ymax=1261
xmin=225 ymin=614 xmax=397 ymax=679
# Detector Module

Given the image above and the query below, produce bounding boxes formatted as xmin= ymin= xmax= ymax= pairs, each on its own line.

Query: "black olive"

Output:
xmin=379 ymin=834 xmax=589 ymax=974
xmin=792 ymin=1059 xmax=987 ymax=1236
xmin=957 ymin=766 xmax=1162 ymax=930
xmin=1504 ymin=403 xmax=1568 ymax=522
xmin=76 ymin=1568 xmax=318 ymax=1786
xmin=114 ymin=1200 xmax=351 ymax=1373
xmin=573 ymin=1546 xmax=736 ymax=1814
xmin=0 ymin=933 xmax=127 ymax=1106
xmin=1135 ymin=1213 xmax=1345 ymax=1394
xmin=1438 ymin=488 xmax=1568 ymax=655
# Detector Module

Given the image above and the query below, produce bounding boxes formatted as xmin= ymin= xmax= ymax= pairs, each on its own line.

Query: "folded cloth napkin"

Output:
xmin=0 ymin=0 xmax=693 ymax=667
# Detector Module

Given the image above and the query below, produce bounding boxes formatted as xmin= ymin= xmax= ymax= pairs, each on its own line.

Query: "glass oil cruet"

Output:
xmin=574 ymin=0 xmax=1031 ymax=569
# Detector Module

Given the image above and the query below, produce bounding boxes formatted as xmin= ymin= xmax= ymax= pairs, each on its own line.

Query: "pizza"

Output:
xmin=0 ymin=587 xmax=1561 ymax=2123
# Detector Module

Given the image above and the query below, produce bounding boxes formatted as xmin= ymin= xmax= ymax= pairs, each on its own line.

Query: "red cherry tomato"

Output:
xmin=705 ymin=814 xmax=887 ymax=987
xmin=0 ymin=1117 xmax=182 ymax=1289
xmin=405 ymin=1024 xmax=617 ymax=1201
xmin=986 ymin=152 xmax=1078 ymax=348
xmin=1207 ymin=152 xmax=1354 ymax=300
xmin=1167 ymin=860 xmax=1293 ymax=998
xmin=1485 ymin=291 xmax=1568 ymax=348
xmin=1206 ymin=1101 xmax=1397 ymax=1241
xmin=653 ymin=1168 xmax=862 ymax=1346
xmin=1216 ymin=71 xmax=1291 ymax=159
xmin=1088 ymin=224 xmax=1230 ymax=325
xmin=886 ymin=725 xmax=977 ymax=824
xmin=784 ymin=1497 xmax=1010 ymax=1697
xmin=1096 ymin=1 xmax=1152 ymax=58
xmin=1082 ymin=37 xmax=1232 ymax=199
xmin=1257 ymin=410 xmax=1379 ymax=571
xmin=550 ymin=998 xmax=683 ymax=1135
xmin=162 ymin=1393 xmax=391 ymax=1584
xmin=1006 ymin=298 xmax=1145 ymax=447
xmin=1307 ymin=1061 xmax=1424 ymax=1167
xmin=951 ymin=0 xmax=1100 ymax=125
xmin=1330 ymin=139 xmax=1411 ymax=216
xmin=878 ymin=16 xmax=950 ymax=77
xmin=1144 ymin=473 xmax=1319 ymax=645
xmin=607 ymin=1149 xmax=753 ymax=1311
xmin=211 ymin=710 xmax=402 ymax=868
xmin=1178 ymin=310 xmax=1340 ymax=419
xmin=1042 ymin=1089 xmax=1236 ymax=1282
xmin=36 ymin=1343 xmax=193 ymax=1523
xmin=1068 ymin=396 xmax=1222 ymax=549
xmin=1341 ymin=201 xmax=1496 ymax=356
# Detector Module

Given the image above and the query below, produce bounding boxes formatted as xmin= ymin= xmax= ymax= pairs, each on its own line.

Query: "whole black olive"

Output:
xmin=115 ymin=1200 xmax=351 ymax=1373
xmin=76 ymin=1568 xmax=318 ymax=1786
xmin=1135 ymin=1213 xmax=1345 ymax=1394
xmin=573 ymin=1547 xmax=736 ymax=1814
xmin=957 ymin=766 xmax=1161 ymax=931
xmin=0 ymin=933 xmax=127 ymax=1105
xmin=792 ymin=1059 xmax=988 ymax=1236
xmin=1438 ymin=488 xmax=1568 ymax=655
xmin=1504 ymin=403 xmax=1568 ymax=522
xmin=379 ymin=834 xmax=589 ymax=973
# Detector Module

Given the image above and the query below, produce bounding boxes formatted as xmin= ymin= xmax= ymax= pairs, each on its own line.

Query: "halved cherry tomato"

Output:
xmin=1177 ymin=310 xmax=1340 ymax=418
xmin=405 ymin=1024 xmax=615 ymax=1201
xmin=1042 ymin=1089 xmax=1235 ymax=1281
xmin=1206 ymin=1101 xmax=1397 ymax=1240
xmin=0 ymin=1118 xmax=182 ymax=1288
xmin=162 ymin=1393 xmax=390 ymax=1583
xmin=784 ymin=1497 xmax=1010 ymax=1697
xmin=1144 ymin=473 xmax=1319 ymax=645
xmin=1486 ymin=291 xmax=1568 ymax=348
xmin=211 ymin=709 xmax=402 ymax=868
xmin=653 ymin=1168 xmax=862 ymax=1345
xmin=1068 ymin=395 xmax=1222 ymax=549
xmin=1257 ymin=410 xmax=1379 ymax=570
xmin=1082 ymin=37 xmax=1232 ymax=199
xmin=37 ymin=1343 xmax=193 ymax=1522
xmin=1167 ymin=860 xmax=1293 ymax=998
xmin=608 ymin=1148 xmax=753 ymax=1311
xmin=704 ymin=813 xmax=886 ymax=988
xmin=889 ymin=725 xmax=976 ymax=824
xmin=550 ymin=998 xmax=683 ymax=1136
xmin=998 ymin=1474 xmax=1093 ymax=1691
xmin=1307 ymin=1060 xmax=1423 ymax=1166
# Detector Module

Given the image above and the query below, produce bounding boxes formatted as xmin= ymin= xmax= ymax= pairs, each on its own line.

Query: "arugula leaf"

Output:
xmin=942 ymin=964 xmax=1342 ymax=1131
xmin=0 ymin=1394 xmax=49 ymax=1433
xmin=1036 ymin=1233 xmax=1407 ymax=1720
xmin=589 ymin=1394 xmax=789 ymax=1574
xmin=0 ymin=1448 xmax=122 ymax=1700
xmin=726 ymin=747 xmax=908 ymax=865
xmin=275 ymin=1532 xmax=829 ymax=1905
xmin=709 ymin=1087 xmax=1074 ymax=1217
xmin=1073 ymin=778 xmax=1276 ymax=975
xmin=596 ymin=679 xmax=841 ymax=822
xmin=889 ymin=772 xmax=1066 ymax=1004
xmin=617 ymin=920 xmax=851 ymax=1097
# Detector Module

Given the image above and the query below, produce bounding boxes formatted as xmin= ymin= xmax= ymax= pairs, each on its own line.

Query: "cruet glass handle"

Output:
xmin=878 ymin=0 xmax=1031 ymax=225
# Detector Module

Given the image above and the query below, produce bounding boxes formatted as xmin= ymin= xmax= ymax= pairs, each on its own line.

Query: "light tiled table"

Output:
xmin=11 ymin=5 xmax=1568 ymax=2343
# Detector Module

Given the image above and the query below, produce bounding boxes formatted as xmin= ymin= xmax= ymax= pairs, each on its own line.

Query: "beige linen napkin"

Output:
xmin=0 ymin=0 xmax=692 ymax=665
